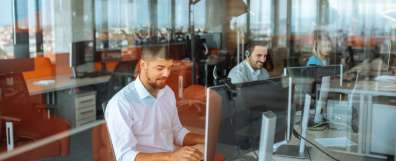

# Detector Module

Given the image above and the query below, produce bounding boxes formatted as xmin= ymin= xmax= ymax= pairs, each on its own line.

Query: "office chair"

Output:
xmin=0 ymin=72 xmax=70 ymax=161
xmin=91 ymin=120 xmax=116 ymax=161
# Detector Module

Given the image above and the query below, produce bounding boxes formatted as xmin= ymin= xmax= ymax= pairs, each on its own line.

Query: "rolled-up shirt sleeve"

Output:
xmin=105 ymin=98 xmax=139 ymax=161
xmin=170 ymin=91 xmax=190 ymax=146
xmin=172 ymin=110 xmax=190 ymax=146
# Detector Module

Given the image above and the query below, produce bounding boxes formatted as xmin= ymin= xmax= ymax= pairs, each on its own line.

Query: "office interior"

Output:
xmin=0 ymin=0 xmax=396 ymax=160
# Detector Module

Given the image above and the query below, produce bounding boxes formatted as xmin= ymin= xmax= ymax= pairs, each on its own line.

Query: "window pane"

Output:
xmin=40 ymin=0 xmax=54 ymax=53
xmin=291 ymin=0 xmax=316 ymax=34
xmin=249 ymin=0 xmax=272 ymax=36
xmin=0 ymin=0 xmax=14 ymax=59
xmin=175 ymin=0 xmax=189 ymax=31
xmin=97 ymin=0 xmax=151 ymax=49
xmin=193 ymin=0 xmax=206 ymax=30
xmin=157 ymin=0 xmax=171 ymax=28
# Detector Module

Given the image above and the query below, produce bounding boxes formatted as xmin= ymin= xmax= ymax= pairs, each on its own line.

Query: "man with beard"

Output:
xmin=105 ymin=46 xmax=204 ymax=161
xmin=227 ymin=42 xmax=270 ymax=83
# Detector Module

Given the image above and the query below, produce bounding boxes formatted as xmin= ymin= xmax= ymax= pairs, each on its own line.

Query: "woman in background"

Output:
xmin=307 ymin=35 xmax=332 ymax=66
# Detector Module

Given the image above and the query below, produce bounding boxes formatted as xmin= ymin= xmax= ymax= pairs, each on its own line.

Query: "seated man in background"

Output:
xmin=105 ymin=46 xmax=204 ymax=161
xmin=228 ymin=41 xmax=270 ymax=83
xmin=345 ymin=46 xmax=386 ymax=77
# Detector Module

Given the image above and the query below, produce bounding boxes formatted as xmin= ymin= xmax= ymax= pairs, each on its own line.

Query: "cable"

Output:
xmin=308 ymin=122 xmax=329 ymax=131
xmin=293 ymin=129 xmax=341 ymax=161
xmin=307 ymin=144 xmax=313 ymax=161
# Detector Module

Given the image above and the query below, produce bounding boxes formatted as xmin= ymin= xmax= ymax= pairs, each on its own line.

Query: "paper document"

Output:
xmin=375 ymin=75 xmax=396 ymax=82
xmin=33 ymin=79 xmax=55 ymax=86
xmin=315 ymin=137 xmax=356 ymax=148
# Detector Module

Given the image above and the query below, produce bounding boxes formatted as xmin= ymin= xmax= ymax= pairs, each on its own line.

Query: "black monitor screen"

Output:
xmin=205 ymin=77 xmax=293 ymax=161
xmin=286 ymin=65 xmax=342 ymax=108
xmin=287 ymin=65 xmax=342 ymax=81
xmin=70 ymin=41 xmax=94 ymax=67
xmin=200 ymin=33 xmax=222 ymax=49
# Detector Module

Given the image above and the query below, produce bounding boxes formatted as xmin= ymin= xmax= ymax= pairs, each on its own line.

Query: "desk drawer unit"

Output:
xmin=57 ymin=91 xmax=97 ymax=127
xmin=370 ymin=103 xmax=396 ymax=155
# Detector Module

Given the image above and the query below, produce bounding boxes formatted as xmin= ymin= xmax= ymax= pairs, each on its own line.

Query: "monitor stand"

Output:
xmin=275 ymin=144 xmax=310 ymax=159
xmin=275 ymin=94 xmax=311 ymax=159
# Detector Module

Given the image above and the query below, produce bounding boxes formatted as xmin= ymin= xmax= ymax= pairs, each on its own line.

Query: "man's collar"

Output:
xmin=134 ymin=76 xmax=154 ymax=100
xmin=244 ymin=60 xmax=256 ymax=73
xmin=134 ymin=76 xmax=166 ymax=100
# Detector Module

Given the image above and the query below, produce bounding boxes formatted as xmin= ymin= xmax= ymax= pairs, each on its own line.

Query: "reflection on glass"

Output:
xmin=0 ymin=0 xmax=396 ymax=160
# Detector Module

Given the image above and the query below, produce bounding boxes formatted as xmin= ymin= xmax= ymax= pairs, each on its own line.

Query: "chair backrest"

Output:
xmin=93 ymin=101 xmax=116 ymax=161
xmin=92 ymin=122 xmax=116 ymax=161
xmin=0 ymin=73 xmax=42 ymax=121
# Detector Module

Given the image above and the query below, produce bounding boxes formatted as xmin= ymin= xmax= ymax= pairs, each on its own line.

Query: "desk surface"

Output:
xmin=25 ymin=74 xmax=111 ymax=95
xmin=231 ymin=129 xmax=386 ymax=161
xmin=326 ymin=80 xmax=396 ymax=97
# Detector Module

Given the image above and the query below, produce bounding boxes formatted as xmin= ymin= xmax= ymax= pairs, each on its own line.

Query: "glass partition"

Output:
xmin=1 ymin=0 xmax=396 ymax=160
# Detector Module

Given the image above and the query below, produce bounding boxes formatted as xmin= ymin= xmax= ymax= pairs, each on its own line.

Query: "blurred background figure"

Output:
xmin=307 ymin=32 xmax=332 ymax=66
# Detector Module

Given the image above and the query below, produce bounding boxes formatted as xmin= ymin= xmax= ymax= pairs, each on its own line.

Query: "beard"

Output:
xmin=147 ymin=78 xmax=167 ymax=89
xmin=145 ymin=70 xmax=168 ymax=89
xmin=254 ymin=61 xmax=264 ymax=68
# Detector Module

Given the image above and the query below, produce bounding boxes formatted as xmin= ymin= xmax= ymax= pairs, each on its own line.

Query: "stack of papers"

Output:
xmin=375 ymin=75 xmax=396 ymax=82
xmin=315 ymin=137 xmax=357 ymax=148
xmin=33 ymin=80 xmax=55 ymax=86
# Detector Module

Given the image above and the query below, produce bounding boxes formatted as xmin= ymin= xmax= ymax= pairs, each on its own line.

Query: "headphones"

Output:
xmin=244 ymin=41 xmax=270 ymax=58
xmin=244 ymin=50 xmax=251 ymax=58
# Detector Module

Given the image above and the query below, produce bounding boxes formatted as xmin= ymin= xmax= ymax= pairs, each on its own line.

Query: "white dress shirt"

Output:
xmin=227 ymin=60 xmax=269 ymax=83
xmin=105 ymin=77 xmax=190 ymax=161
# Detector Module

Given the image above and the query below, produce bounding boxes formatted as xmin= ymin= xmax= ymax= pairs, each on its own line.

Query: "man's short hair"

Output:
xmin=141 ymin=45 xmax=173 ymax=61
xmin=247 ymin=41 xmax=270 ymax=52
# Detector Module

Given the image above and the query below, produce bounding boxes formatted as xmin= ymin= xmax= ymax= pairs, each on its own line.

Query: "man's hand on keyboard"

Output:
xmin=171 ymin=146 xmax=203 ymax=161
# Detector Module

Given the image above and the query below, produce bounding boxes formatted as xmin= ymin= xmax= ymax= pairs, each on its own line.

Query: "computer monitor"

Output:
xmin=285 ymin=64 xmax=343 ymax=110
xmin=69 ymin=40 xmax=95 ymax=68
xmin=200 ymin=33 xmax=222 ymax=49
xmin=285 ymin=65 xmax=344 ymax=127
xmin=204 ymin=77 xmax=294 ymax=161
xmin=95 ymin=49 xmax=121 ymax=62
xmin=69 ymin=40 xmax=95 ymax=78
xmin=95 ymin=48 xmax=122 ymax=74
xmin=286 ymin=64 xmax=343 ymax=82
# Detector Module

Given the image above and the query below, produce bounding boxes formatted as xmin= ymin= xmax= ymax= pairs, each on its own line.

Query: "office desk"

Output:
xmin=182 ymin=108 xmax=389 ymax=161
xmin=322 ymin=80 xmax=396 ymax=158
xmin=232 ymin=128 xmax=387 ymax=161
xmin=25 ymin=74 xmax=111 ymax=95
xmin=24 ymin=74 xmax=110 ymax=127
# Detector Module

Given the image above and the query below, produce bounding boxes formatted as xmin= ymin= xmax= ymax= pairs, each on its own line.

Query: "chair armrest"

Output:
xmin=0 ymin=116 xmax=21 ymax=122
xmin=177 ymin=99 xmax=205 ymax=114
